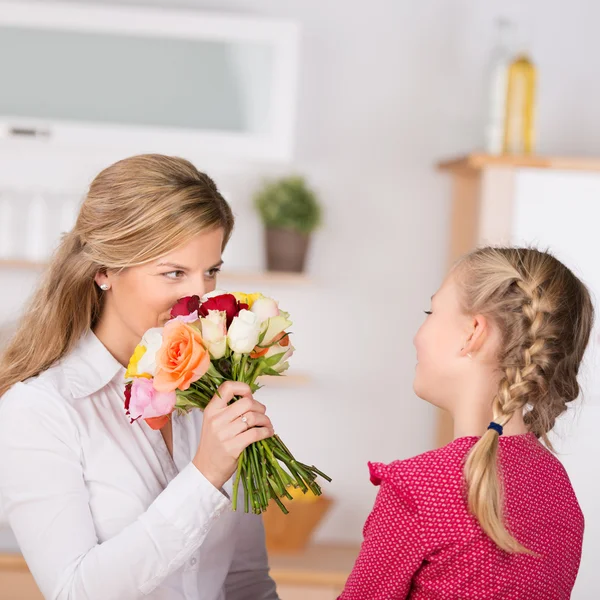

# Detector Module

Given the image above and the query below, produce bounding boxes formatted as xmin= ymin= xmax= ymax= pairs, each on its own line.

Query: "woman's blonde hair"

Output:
xmin=456 ymin=247 xmax=594 ymax=554
xmin=0 ymin=154 xmax=234 ymax=396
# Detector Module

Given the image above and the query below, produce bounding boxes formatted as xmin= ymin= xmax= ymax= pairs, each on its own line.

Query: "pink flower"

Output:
xmin=250 ymin=297 xmax=280 ymax=323
xmin=171 ymin=310 xmax=199 ymax=324
xmin=129 ymin=378 xmax=176 ymax=420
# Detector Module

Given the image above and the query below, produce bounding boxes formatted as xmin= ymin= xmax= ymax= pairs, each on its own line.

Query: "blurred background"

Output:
xmin=0 ymin=0 xmax=598 ymax=598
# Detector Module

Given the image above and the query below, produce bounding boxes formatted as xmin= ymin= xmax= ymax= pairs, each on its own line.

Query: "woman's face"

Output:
xmin=97 ymin=228 xmax=224 ymax=343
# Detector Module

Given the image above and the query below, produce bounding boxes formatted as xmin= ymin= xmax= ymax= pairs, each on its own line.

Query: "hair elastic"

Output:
xmin=487 ymin=422 xmax=503 ymax=436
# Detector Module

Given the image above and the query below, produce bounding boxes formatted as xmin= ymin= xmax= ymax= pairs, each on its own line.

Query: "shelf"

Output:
xmin=219 ymin=270 xmax=311 ymax=286
xmin=0 ymin=545 xmax=357 ymax=597
xmin=438 ymin=153 xmax=600 ymax=174
xmin=257 ymin=373 xmax=311 ymax=387
xmin=0 ymin=260 xmax=311 ymax=285
xmin=269 ymin=544 xmax=359 ymax=588
xmin=0 ymin=554 xmax=28 ymax=572
xmin=0 ymin=259 xmax=47 ymax=270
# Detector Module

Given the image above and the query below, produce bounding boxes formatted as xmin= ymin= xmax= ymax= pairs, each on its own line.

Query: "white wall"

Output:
xmin=3 ymin=0 xmax=600 ymax=552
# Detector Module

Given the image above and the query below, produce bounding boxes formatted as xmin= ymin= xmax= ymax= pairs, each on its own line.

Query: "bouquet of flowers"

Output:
xmin=123 ymin=291 xmax=330 ymax=514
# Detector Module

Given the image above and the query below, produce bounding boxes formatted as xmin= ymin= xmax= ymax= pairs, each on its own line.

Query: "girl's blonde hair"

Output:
xmin=0 ymin=154 xmax=234 ymax=397
xmin=456 ymin=247 xmax=594 ymax=554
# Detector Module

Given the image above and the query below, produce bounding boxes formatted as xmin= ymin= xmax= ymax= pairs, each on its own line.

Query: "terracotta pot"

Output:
xmin=265 ymin=227 xmax=310 ymax=273
xmin=263 ymin=495 xmax=333 ymax=553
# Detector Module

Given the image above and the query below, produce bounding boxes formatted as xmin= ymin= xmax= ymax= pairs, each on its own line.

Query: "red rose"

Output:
xmin=170 ymin=295 xmax=201 ymax=318
xmin=124 ymin=382 xmax=132 ymax=414
xmin=124 ymin=382 xmax=140 ymax=423
xmin=199 ymin=294 xmax=248 ymax=328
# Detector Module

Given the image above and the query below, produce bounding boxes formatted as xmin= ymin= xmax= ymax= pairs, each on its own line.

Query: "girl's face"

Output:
xmin=413 ymin=273 xmax=499 ymax=412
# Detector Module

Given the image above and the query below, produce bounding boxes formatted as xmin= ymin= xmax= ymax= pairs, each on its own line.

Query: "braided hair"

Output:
xmin=458 ymin=247 xmax=594 ymax=553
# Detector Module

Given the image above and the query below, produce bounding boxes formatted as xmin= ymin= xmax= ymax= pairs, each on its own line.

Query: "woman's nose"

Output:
xmin=181 ymin=274 xmax=207 ymax=299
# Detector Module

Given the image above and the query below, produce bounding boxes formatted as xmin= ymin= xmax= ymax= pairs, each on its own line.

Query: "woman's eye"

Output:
xmin=205 ymin=267 xmax=221 ymax=279
xmin=163 ymin=270 xmax=185 ymax=280
xmin=424 ymin=310 xmax=432 ymax=315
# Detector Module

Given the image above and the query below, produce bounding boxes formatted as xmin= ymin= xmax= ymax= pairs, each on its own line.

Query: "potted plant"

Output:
xmin=253 ymin=175 xmax=322 ymax=273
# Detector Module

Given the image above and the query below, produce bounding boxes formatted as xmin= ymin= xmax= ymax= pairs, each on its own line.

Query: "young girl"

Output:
xmin=0 ymin=155 xmax=278 ymax=599
xmin=340 ymin=247 xmax=594 ymax=599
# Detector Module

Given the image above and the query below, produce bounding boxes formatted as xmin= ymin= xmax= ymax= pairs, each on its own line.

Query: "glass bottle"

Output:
xmin=503 ymin=47 xmax=536 ymax=154
xmin=484 ymin=19 xmax=515 ymax=154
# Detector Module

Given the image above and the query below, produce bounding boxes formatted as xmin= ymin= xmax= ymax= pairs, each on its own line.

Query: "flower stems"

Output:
xmin=231 ymin=436 xmax=332 ymax=514
xmin=177 ymin=371 xmax=331 ymax=515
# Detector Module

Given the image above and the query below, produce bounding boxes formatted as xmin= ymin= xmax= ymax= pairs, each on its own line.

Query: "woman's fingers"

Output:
xmin=223 ymin=411 xmax=273 ymax=440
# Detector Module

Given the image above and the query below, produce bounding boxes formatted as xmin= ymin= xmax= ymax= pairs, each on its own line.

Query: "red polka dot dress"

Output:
xmin=339 ymin=433 xmax=583 ymax=599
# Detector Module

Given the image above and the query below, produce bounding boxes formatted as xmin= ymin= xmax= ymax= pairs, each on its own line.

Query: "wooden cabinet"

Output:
xmin=269 ymin=544 xmax=358 ymax=599
xmin=276 ymin=585 xmax=343 ymax=599
xmin=0 ymin=555 xmax=42 ymax=600
xmin=0 ymin=545 xmax=358 ymax=599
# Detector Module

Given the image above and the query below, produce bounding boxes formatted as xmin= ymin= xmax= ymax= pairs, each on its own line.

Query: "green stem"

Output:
xmin=232 ymin=454 xmax=244 ymax=511
xmin=266 ymin=478 xmax=289 ymax=514
xmin=251 ymin=444 xmax=268 ymax=511
xmin=244 ymin=451 xmax=256 ymax=513
xmin=257 ymin=442 xmax=270 ymax=501
xmin=263 ymin=448 xmax=289 ymax=497
xmin=265 ymin=445 xmax=293 ymax=489
xmin=272 ymin=435 xmax=300 ymax=462
xmin=238 ymin=354 xmax=248 ymax=384
xmin=308 ymin=465 xmax=333 ymax=483
xmin=247 ymin=361 xmax=264 ymax=386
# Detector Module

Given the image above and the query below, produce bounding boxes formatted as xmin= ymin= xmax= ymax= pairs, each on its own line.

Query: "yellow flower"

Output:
xmin=233 ymin=292 xmax=263 ymax=309
xmin=125 ymin=344 xmax=152 ymax=379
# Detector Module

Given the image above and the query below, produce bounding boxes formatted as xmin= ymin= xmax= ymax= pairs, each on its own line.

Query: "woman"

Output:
xmin=0 ymin=155 xmax=279 ymax=599
xmin=340 ymin=247 xmax=593 ymax=599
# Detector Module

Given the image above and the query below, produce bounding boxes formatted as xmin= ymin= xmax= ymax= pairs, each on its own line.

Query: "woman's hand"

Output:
xmin=192 ymin=381 xmax=274 ymax=490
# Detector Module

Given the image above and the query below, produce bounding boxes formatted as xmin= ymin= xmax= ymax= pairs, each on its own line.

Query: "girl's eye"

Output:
xmin=163 ymin=270 xmax=185 ymax=280
xmin=424 ymin=310 xmax=432 ymax=315
xmin=205 ymin=267 xmax=221 ymax=279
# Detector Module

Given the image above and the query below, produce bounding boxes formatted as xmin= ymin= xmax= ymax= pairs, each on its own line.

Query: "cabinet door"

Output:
xmin=277 ymin=584 xmax=341 ymax=600
xmin=0 ymin=570 xmax=43 ymax=600
xmin=512 ymin=168 xmax=600 ymax=600
xmin=512 ymin=169 xmax=599 ymax=399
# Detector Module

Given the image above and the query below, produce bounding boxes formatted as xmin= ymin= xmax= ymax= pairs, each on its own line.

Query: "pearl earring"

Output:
xmin=100 ymin=284 xmax=110 ymax=291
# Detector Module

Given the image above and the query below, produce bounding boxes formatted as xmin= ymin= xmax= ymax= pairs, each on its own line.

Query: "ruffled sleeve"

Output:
xmin=368 ymin=461 xmax=388 ymax=486
xmin=338 ymin=461 xmax=424 ymax=599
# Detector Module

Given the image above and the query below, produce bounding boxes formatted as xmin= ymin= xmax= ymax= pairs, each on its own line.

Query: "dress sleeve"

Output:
xmin=0 ymin=383 xmax=229 ymax=600
xmin=338 ymin=462 xmax=425 ymax=600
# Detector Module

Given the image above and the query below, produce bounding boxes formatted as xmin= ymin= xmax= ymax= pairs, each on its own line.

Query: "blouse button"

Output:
xmin=190 ymin=557 xmax=197 ymax=566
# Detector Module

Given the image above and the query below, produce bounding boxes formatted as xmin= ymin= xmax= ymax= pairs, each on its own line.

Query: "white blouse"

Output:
xmin=0 ymin=331 xmax=278 ymax=600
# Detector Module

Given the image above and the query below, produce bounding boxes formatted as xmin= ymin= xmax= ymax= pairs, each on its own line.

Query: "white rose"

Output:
xmin=251 ymin=297 xmax=280 ymax=323
xmin=200 ymin=310 xmax=227 ymax=359
xmin=265 ymin=341 xmax=295 ymax=373
xmin=274 ymin=361 xmax=291 ymax=374
xmin=261 ymin=314 xmax=293 ymax=345
xmin=136 ymin=327 xmax=164 ymax=376
xmin=228 ymin=310 xmax=262 ymax=354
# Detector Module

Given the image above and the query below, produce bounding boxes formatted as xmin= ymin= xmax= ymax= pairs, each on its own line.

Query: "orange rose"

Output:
xmin=145 ymin=415 xmax=171 ymax=430
xmin=154 ymin=321 xmax=210 ymax=393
